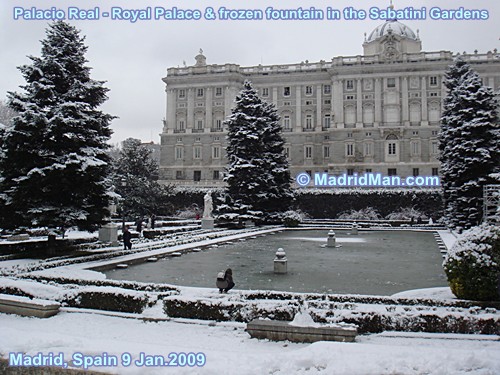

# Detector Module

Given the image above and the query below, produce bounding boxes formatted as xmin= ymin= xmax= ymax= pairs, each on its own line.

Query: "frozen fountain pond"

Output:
xmin=103 ymin=230 xmax=448 ymax=295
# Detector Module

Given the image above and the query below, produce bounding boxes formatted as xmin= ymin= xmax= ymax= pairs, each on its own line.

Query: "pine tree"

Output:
xmin=439 ymin=57 xmax=500 ymax=231
xmin=112 ymin=138 xmax=171 ymax=217
xmin=0 ymin=21 xmax=114 ymax=233
xmin=221 ymin=81 xmax=292 ymax=222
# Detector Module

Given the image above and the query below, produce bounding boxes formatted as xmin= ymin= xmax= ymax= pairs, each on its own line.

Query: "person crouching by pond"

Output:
xmin=216 ymin=268 xmax=235 ymax=293
xmin=123 ymin=225 xmax=132 ymax=250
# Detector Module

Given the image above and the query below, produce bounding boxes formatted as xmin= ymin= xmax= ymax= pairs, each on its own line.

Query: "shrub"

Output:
xmin=443 ymin=224 xmax=500 ymax=301
xmin=385 ymin=207 xmax=427 ymax=221
xmin=282 ymin=210 xmax=304 ymax=227
xmin=338 ymin=207 xmax=380 ymax=220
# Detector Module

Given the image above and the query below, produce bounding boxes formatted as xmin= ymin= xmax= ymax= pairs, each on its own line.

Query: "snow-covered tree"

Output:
xmin=220 ymin=81 xmax=292 ymax=222
xmin=0 ymin=21 xmax=114 ymax=233
xmin=438 ymin=57 xmax=500 ymax=231
xmin=112 ymin=138 xmax=171 ymax=217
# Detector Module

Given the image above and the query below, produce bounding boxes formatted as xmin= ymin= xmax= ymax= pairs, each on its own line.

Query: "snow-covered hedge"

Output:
xmin=338 ymin=207 xmax=380 ymax=220
xmin=282 ymin=210 xmax=304 ymax=227
xmin=163 ymin=291 xmax=500 ymax=334
xmin=444 ymin=224 xmax=500 ymax=301
xmin=160 ymin=187 xmax=442 ymax=221
xmin=64 ymin=286 xmax=154 ymax=314
xmin=295 ymin=188 xmax=442 ymax=219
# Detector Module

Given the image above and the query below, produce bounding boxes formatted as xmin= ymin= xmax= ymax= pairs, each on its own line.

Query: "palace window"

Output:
xmin=387 ymin=78 xmax=396 ymax=88
xmin=305 ymin=86 xmax=313 ymax=95
xmin=388 ymin=168 xmax=397 ymax=176
xmin=212 ymin=146 xmax=221 ymax=159
xmin=283 ymin=86 xmax=291 ymax=97
xmin=388 ymin=142 xmax=397 ymax=155
xmin=430 ymin=76 xmax=438 ymax=86
xmin=262 ymin=88 xmax=269 ymax=97
xmin=323 ymin=115 xmax=331 ymax=128
xmin=323 ymin=146 xmax=330 ymax=158
xmin=283 ymin=115 xmax=291 ymax=129
xmin=324 ymin=84 xmax=331 ymax=94
xmin=346 ymin=143 xmax=354 ymax=156
xmin=197 ymin=88 xmax=204 ymax=97
xmin=305 ymin=145 xmax=313 ymax=159
xmin=413 ymin=168 xmax=420 ymax=177
xmin=346 ymin=80 xmax=354 ymax=90
xmin=213 ymin=170 xmax=220 ymax=180
xmin=363 ymin=142 xmax=373 ymax=156
xmin=175 ymin=147 xmax=184 ymax=160
xmin=193 ymin=146 xmax=202 ymax=159
xmin=305 ymin=114 xmax=313 ymax=129
xmin=178 ymin=89 xmax=186 ymax=99
xmin=193 ymin=171 xmax=201 ymax=182
xmin=215 ymin=87 xmax=223 ymax=96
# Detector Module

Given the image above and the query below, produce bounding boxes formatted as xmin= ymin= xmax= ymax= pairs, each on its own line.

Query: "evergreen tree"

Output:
xmin=0 ymin=21 xmax=114 ymax=233
xmin=220 ymin=81 xmax=292 ymax=222
xmin=439 ymin=57 xmax=500 ymax=231
xmin=112 ymin=138 xmax=171 ymax=217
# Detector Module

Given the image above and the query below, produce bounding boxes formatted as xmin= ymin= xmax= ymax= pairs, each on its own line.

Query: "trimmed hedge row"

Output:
xmin=294 ymin=189 xmax=443 ymax=219
xmin=166 ymin=188 xmax=443 ymax=220
xmin=163 ymin=292 xmax=500 ymax=335
xmin=65 ymin=289 xmax=151 ymax=314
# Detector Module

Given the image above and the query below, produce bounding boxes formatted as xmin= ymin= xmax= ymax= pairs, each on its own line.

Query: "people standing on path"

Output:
xmin=123 ymin=225 xmax=132 ymax=250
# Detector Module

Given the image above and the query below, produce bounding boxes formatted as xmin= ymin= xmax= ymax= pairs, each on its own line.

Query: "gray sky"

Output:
xmin=1 ymin=0 xmax=498 ymax=145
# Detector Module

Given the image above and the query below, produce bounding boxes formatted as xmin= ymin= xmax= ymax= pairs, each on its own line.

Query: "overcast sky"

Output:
xmin=1 ymin=0 xmax=498 ymax=145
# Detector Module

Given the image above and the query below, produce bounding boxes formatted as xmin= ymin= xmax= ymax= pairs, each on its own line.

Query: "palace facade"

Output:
xmin=159 ymin=19 xmax=499 ymax=186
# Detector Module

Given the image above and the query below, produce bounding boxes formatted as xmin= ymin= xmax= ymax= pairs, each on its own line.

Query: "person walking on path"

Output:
xmin=123 ymin=225 xmax=132 ymax=250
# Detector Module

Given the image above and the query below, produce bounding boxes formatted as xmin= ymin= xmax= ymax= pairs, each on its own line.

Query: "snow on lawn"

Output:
xmin=0 ymin=310 xmax=499 ymax=375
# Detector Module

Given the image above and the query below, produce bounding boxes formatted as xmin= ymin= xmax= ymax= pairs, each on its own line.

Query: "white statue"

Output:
xmin=203 ymin=192 xmax=213 ymax=218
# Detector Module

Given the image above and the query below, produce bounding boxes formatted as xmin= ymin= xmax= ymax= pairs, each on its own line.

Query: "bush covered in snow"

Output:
xmin=385 ymin=207 xmax=427 ymax=221
xmin=282 ymin=210 xmax=304 ymax=227
xmin=338 ymin=207 xmax=380 ymax=220
xmin=443 ymin=224 xmax=500 ymax=301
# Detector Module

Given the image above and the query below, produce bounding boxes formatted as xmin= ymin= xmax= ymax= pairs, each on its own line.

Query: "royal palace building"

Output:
xmin=159 ymin=19 xmax=500 ymax=186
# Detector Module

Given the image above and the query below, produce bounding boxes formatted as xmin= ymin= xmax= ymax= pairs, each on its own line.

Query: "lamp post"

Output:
xmin=120 ymin=177 xmax=127 ymax=231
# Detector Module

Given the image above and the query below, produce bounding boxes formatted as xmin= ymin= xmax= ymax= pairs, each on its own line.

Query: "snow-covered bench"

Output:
xmin=247 ymin=319 xmax=357 ymax=343
xmin=0 ymin=294 xmax=60 ymax=318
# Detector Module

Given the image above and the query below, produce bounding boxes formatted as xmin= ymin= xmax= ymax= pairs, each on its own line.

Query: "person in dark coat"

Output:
xmin=135 ymin=218 xmax=143 ymax=235
xmin=123 ymin=225 xmax=132 ymax=250
xmin=223 ymin=268 xmax=235 ymax=293
xmin=216 ymin=268 xmax=234 ymax=293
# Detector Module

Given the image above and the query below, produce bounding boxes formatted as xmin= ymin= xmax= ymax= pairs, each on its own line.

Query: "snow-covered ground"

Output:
xmin=1 ymin=226 xmax=498 ymax=374
xmin=1 ymin=307 xmax=499 ymax=375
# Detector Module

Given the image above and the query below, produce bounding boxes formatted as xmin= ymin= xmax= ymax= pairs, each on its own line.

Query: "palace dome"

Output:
xmin=366 ymin=19 xmax=418 ymax=43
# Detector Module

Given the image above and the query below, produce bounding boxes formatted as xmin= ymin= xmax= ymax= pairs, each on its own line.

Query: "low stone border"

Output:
xmin=247 ymin=319 xmax=357 ymax=343
xmin=0 ymin=294 xmax=60 ymax=318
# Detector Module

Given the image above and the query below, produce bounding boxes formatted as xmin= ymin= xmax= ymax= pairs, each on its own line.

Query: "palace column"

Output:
xmin=332 ymin=78 xmax=343 ymax=127
xmin=205 ymin=87 xmax=213 ymax=130
xmin=356 ymin=78 xmax=363 ymax=127
xmin=187 ymin=88 xmax=194 ymax=131
xmin=316 ymin=85 xmax=322 ymax=129
xmin=401 ymin=77 xmax=409 ymax=126
xmin=166 ymin=88 xmax=176 ymax=133
xmin=374 ymin=78 xmax=382 ymax=126
xmin=421 ymin=77 xmax=428 ymax=126
xmin=295 ymin=85 xmax=302 ymax=131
